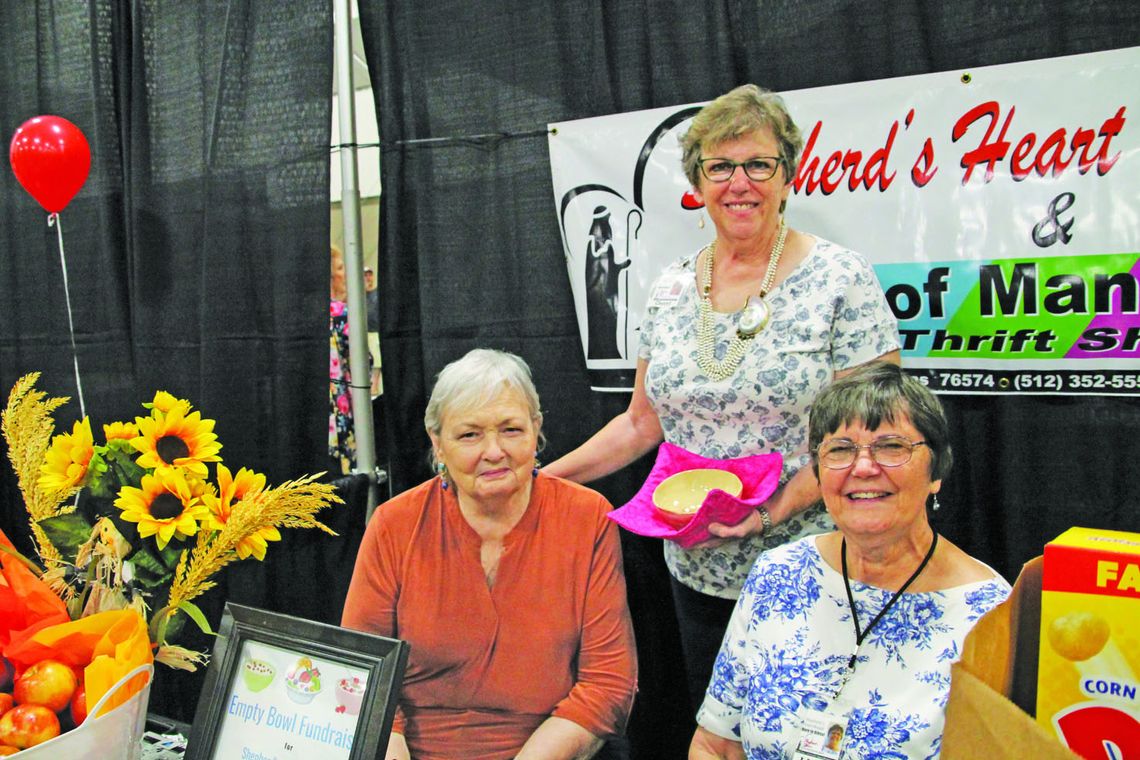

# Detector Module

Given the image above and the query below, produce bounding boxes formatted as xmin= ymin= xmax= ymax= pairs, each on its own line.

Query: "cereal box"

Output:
xmin=1037 ymin=527 xmax=1140 ymax=759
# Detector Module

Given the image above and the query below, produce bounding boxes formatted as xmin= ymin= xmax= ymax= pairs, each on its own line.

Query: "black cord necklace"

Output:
xmin=840 ymin=531 xmax=939 ymax=671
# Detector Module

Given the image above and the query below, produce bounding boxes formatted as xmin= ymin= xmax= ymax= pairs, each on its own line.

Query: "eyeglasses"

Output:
xmin=697 ymin=156 xmax=783 ymax=183
xmin=816 ymin=435 xmax=928 ymax=470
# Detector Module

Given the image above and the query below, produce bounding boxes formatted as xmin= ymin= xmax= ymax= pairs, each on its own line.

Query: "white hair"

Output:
xmin=424 ymin=349 xmax=544 ymax=466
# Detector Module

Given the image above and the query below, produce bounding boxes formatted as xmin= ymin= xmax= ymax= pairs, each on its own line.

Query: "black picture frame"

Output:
xmin=185 ymin=602 xmax=408 ymax=760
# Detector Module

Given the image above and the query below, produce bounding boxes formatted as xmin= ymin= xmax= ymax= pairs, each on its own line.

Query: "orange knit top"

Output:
xmin=341 ymin=473 xmax=638 ymax=760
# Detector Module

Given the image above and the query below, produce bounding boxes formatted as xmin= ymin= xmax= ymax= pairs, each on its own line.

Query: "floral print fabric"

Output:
xmin=697 ymin=536 xmax=1011 ymax=759
xmin=639 ymin=237 xmax=900 ymax=598
xmin=329 ymin=299 xmax=366 ymax=475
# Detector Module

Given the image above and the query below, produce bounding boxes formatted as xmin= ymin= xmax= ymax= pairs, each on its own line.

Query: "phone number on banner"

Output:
xmin=905 ymin=369 xmax=1140 ymax=396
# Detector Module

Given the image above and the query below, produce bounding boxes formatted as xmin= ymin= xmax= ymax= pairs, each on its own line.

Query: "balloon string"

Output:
xmin=48 ymin=212 xmax=87 ymax=420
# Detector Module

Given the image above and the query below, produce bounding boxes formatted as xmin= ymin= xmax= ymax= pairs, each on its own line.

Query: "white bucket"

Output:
xmin=16 ymin=664 xmax=154 ymax=760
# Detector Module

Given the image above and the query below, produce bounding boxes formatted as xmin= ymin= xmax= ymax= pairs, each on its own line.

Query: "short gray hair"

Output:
xmin=424 ymin=349 xmax=544 ymax=467
xmin=808 ymin=362 xmax=952 ymax=481
xmin=680 ymin=84 xmax=804 ymax=190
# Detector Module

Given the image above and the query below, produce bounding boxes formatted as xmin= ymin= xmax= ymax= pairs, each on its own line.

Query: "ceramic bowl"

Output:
xmin=652 ymin=469 xmax=742 ymax=527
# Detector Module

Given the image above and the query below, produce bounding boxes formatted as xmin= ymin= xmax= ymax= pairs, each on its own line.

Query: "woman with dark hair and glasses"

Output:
xmin=548 ymin=84 xmax=900 ymax=713
xmin=691 ymin=361 xmax=1011 ymax=759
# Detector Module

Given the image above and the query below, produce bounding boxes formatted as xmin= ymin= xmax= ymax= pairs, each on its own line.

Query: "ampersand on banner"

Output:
xmin=1032 ymin=192 xmax=1075 ymax=248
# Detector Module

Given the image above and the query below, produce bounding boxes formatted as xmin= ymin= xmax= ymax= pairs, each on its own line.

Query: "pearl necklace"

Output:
xmin=696 ymin=218 xmax=788 ymax=381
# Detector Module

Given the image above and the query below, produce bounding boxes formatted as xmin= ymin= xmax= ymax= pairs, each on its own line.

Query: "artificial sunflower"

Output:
xmin=131 ymin=405 xmax=221 ymax=478
xmin=201 ymin=464 xmax=280 ymax=560
xmin=146 ymin=390 xmax=191 ymax=416
xmin=185 ymin=473 xmax=217 ymax=503
xmin=115 ymin=467 xmax=209 ymax=549
xmin=38 ymin=416 xmax=95 ymax=492
xmin=103 ymin=420 xmax=138 ymax=442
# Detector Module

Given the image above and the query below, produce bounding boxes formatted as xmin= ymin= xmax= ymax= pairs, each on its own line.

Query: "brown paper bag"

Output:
xmin=942 ymin=557 xmax=1079 ymax=759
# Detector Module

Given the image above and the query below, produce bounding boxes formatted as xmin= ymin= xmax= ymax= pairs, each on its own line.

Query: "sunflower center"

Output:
xmin=155 ymin=435 xmax=190 ymax=464
xmin=150 ymin=493 xmax=185 ymax=520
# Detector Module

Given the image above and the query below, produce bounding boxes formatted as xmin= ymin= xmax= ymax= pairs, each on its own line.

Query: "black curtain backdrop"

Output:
xmin=358 ymin=2 xmax=1139 ymax=758
xmin=0 ymin=2 xmax=335 ymax=722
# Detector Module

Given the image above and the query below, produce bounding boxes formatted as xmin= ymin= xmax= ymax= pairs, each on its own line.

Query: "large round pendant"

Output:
xmin=736 ymin=295 xmax=769 ymax=337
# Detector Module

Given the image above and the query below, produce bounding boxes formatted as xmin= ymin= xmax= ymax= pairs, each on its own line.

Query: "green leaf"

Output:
xmin=128 ymin=549 xmax=174 ymax=589
xmin=157 ymin=541 xmax=183 ymax=569
xmin=92 ymin=442 xmax=147 ymax=495
xmin=37 ymin=513 xmax=94 ymax=558
xmin=83 ymin=450 xmax=113 ymax=497
xmin=104 ymin=438 xmax=137 ymax=457
xmin=177 ymin=601 xmax=214 ymax=636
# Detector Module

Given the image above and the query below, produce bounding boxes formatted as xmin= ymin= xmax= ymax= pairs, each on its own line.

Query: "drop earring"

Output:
xmin=437 ymin=461 xmax=449 ymax=490
xmin=698 ymin=212 xmax=705 ymax=230
xmin=532 ymin=458 xmax=541 ymax=478
xmin=931 ymin=494 xmax=941 ymax=511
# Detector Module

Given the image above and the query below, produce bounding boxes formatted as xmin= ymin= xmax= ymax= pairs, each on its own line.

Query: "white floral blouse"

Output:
xmin=697 ymin=536 xmax=1012 ymax=759
xmin=638 ymin=236 xmax=900 ymax=598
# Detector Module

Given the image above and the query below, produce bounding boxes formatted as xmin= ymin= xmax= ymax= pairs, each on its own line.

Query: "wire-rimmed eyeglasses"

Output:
xmin=697 ymin=156 xmax=783 ymax=183
xmin=815 ymin=435 xmax=928 ymax=469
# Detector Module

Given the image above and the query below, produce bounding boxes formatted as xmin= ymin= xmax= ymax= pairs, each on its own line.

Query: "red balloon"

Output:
xmin=9 ymin=115 xmax=91 ymax=213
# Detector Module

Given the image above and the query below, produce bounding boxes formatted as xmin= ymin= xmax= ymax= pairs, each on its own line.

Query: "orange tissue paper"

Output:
xmin=5 ymin=609 xmax=153 ymax=718
xmin=0 ymin=528 xmax=70 ymax=651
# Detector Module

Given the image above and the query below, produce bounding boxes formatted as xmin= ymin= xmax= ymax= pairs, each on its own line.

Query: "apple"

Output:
xmin=14 ymin=659 xmax=77 ymax=713
xmin=0 ymin=703 xmax=61 ymax=748
xmin=70 ymin=682 xmax=88 ymax=726
xmin=0 ymin=694 xmax=11 ymax=717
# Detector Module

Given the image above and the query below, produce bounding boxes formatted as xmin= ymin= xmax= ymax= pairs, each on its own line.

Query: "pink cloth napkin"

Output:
xmin=608 ymin=442 xmax=783 ymax=548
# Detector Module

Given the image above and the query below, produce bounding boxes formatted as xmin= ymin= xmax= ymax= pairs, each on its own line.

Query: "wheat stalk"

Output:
xmin=1 ymin=373 xmax=75 ymax=562
xmin=164 ymin=474 xmax=341 ymax=613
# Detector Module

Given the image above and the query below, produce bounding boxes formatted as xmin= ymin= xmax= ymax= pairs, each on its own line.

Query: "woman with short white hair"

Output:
xmin=343 ymin=348 xmax=637 ymax=760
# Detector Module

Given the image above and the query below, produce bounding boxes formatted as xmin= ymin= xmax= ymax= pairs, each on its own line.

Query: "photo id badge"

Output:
xmin=791 ymin=707 xmax=848 ymax=760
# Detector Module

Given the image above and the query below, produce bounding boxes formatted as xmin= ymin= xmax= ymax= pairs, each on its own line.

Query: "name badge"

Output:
xmin=791 ymin=707 xmax=849 ymax=760
xmin=647 ymin=273 xmax=688 ymax=307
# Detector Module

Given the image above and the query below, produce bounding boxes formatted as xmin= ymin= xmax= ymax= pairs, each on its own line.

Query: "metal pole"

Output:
xmin=333 ymin=0 xmax=382 ymax=520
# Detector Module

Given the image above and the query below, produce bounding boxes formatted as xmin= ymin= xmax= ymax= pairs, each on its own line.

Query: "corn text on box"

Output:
xmin=1037 ymin=527 xmax=1140 ymax=759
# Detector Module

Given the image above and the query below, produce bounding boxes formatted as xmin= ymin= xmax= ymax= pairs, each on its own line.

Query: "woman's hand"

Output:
xmin=698 ymin=507 xmax=767 ymax=547
xmin=693 ymin=486 xmax=787 ymax=549
xmin=689 ymin=726 xmax=745 ymax=759
xmin=691 ymin=465 xmax=824 ymax=549
xmin=515 ymin=716 xmax=604 ymax=759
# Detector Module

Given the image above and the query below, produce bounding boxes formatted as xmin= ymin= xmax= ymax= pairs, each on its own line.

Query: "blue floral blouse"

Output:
xmin=697 ymin=536 xmax=1012 ymax=759
xmin=639 ymin=237 xmax=901 ymax=598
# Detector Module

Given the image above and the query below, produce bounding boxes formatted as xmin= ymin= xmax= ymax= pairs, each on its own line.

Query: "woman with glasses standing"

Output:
xmin=692 ymin=361 xmax=1011 ymax=759
xmin=546 ymin=84 xmax=901 ymax=717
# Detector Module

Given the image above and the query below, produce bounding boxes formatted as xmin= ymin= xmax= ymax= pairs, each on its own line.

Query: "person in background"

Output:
xmin=364 ymin=265 xmax=380 ymax=333
xmin=691 ymin=362 xmax=1011 ymax=759
xmin=363 ymin=264 xmax=383 ymax=396
xmin=342 ymin=349 xmax=637 ymax=760
xmin=329 ymin=245 xmax=360 ymax=474
xmin=546 ymin=84 xmax=900 ymax=713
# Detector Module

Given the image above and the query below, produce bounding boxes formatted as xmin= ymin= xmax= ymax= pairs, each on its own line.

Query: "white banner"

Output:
xmin=549 ymin=47 xmax=1139 ymax=394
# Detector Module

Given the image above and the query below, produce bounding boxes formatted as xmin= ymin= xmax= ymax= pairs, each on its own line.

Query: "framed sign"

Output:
xmin=185 ymin=602 xmax=409 ymax=760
